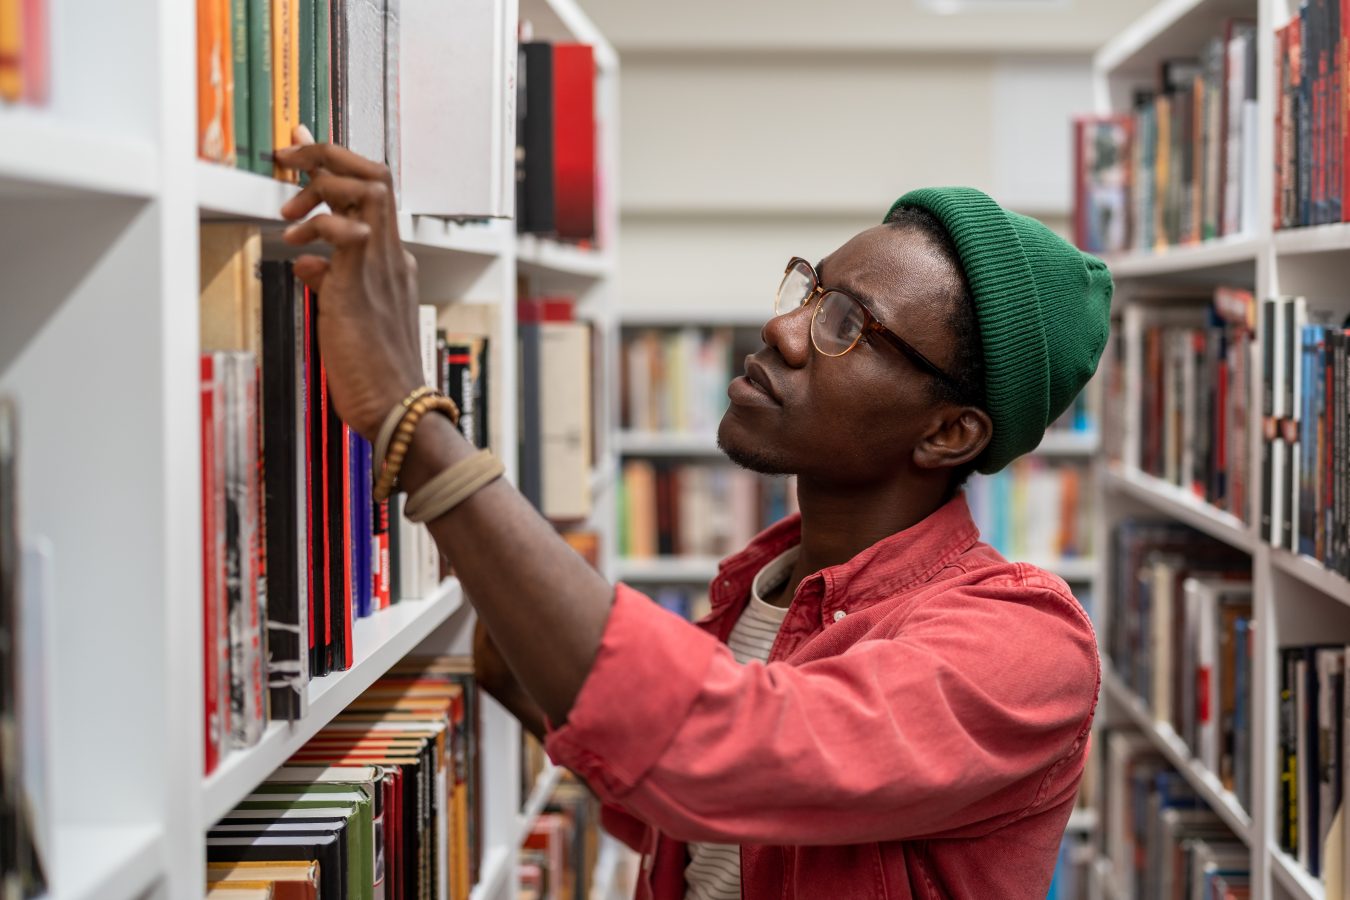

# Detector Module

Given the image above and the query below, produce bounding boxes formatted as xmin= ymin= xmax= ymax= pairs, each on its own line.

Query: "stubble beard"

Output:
xmin=716 ymin=431 xmax=794 ymax=477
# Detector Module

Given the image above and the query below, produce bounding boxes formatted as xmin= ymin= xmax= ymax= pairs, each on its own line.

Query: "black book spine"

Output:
xmin=259 ymin=261 xmax=303 ymax=720
xmin=1305 ymin=647 xmax=1322 ymax=876
xmin=307 ymin=289 xmax=329 ymax=678
xmin=476 ymin=337 xmax=490 ymax=451
xmin=520 ymin=42 xmax=555 ymax=235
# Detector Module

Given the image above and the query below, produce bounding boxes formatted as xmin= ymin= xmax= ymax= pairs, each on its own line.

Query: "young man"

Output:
xmin=275 ymin=138 xmax=1111 ymax=899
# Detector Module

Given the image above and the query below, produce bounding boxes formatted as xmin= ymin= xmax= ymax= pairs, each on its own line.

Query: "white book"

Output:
xmin=1269 ymin=296 xmax=1288 ymax=549
xmin=400 ymin=0 xmax=512 ymax=217
xmin=1240 ymin=99 xmax=1259 ymax=235
xmin=1223 ymin=31 xmax=1246 ymax=236
xmin=539 ymin=322 xmax=593 ymax=520
xmin=1288 ymin=296 xmax=1307 ymax=553
xmin=343 ymin=0 xmax=388 ymax=164
xmin=1150 ymin=556 xmax=1179 ymax=723
xmin=384 ymin=0 xmax=402 ymax=199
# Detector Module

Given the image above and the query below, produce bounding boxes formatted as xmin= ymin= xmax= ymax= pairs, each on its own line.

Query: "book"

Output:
xmin=198 ymin=0 xmax=236 ymax=163
xmin=338 ymin=0 xmax=385 ymax=162
xmin=551 ymin=44 xmax=596 ymax=241
xmin=246 ymin=0 xmax=274 ymax=176
xmin=1072 ymin=115 xmax=1132 ymax=254
xmin=201 ymin=357 xmax=231 ymax=773
xmin=231 ymin=0 xmax=251 ymax=169
xmin=518 ymin=42 xmax=555 ymax=234
xmin=271 ymin=0 xmax=300 ymax=181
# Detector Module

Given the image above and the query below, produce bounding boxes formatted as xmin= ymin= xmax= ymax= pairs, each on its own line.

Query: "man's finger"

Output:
xmin=281 ymin=169 xmax=377 ymax=221
xmin=292 ymin=255 xmax=331 ymax=292
xmin=274 ymin=141 xmax=391 ymax=185
xmin=282 ymin=213 xmax=372 ymax=250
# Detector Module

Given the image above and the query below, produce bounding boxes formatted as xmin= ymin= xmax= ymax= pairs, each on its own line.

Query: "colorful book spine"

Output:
xmin=247 ymin=0 xmax=274 ymax=176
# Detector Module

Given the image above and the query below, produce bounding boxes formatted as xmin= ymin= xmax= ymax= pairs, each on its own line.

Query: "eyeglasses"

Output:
xmin=774 ymin=257 xmax=961 ymax=388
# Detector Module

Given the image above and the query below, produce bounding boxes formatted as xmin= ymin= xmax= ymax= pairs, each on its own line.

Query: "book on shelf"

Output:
xmin=0 ymin=397 xmax=49 ymax=900
xmin=198 ymin=0 xmax=515 ymax=204
xmin=1259 ymin=295 xmax=1350 ymax=573
xmin=1072 ymin=115 xmax=1132 ymax=255
xmin=1083 ymin=19 xmax=1257 ymax=254
xmin=1101 ymin=729 xmax=1249 ymax=899
xmin=618 ymin=461 xmax=797 ymax=560
xmin=1108 ymin=520 xmax=1253 ymax=810
xmin=209 ymin=655 xmax=484 ymax=900
xmin=965 ymin=457 xmax=1089 ymax=567
xmin=1274 ymin=0 xmax=1350 ymax=230
xmin=517 ymin=40 xmax=599 ymax=243
xmin=201 ymin=226 xmax=430 ymax=773
xmin=1110 ymin=286 xmax=1256 ymax=522
xmin=621 ymin=326 xmax=743 ymax=435
xmin=0 ymin=0 xmax=48 ymax=106
xmin=516 ymin=295 xmax=593 ymax=522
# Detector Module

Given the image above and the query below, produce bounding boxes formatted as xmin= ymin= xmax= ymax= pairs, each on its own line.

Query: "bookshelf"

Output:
xmin=0 ymin=1 xmax=618 ymax=898
xmin=1086 ymin=0 xmax=1350 ymax=897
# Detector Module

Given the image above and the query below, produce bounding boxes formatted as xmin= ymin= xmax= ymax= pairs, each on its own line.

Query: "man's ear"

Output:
xmin=912 ymin=406 xmax=993 ymax=472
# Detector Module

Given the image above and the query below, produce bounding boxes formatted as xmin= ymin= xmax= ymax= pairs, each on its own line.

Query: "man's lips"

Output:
xmin=743 ymin=358 xmax=782 ymax=404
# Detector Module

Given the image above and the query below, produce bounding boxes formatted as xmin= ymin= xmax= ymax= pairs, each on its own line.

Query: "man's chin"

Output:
xmin=715 ymin=432 xmax=793 ymax=477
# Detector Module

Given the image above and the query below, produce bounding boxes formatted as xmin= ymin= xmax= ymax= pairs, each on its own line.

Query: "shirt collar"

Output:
xmin=709 ymin=492 xmax=982 ymax=617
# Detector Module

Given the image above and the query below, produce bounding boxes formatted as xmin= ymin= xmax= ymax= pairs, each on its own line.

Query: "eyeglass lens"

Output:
xmin=775 ymin=261 xmax=868 ymax=357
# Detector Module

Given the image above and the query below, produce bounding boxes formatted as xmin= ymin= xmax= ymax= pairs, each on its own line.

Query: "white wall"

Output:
xmin=578 ymin=0 xmax=1150 ymax=314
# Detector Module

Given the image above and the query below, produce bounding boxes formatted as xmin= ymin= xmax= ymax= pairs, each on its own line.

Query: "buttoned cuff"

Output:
xmin=544 ymin=583 xmax=721 ymax=801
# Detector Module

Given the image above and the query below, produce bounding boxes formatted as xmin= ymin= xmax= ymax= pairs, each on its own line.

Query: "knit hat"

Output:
xmin=887 ymin=187 xmax=1113 ymax=474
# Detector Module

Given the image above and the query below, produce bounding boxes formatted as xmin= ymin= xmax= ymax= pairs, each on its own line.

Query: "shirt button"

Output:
xmin=833 ymin=610 xmax=846 ymax=622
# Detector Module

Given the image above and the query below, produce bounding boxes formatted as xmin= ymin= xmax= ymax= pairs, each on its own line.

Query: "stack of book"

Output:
xmin=1274 ymin=0 xmax=1350 ymax=230
xmin=0 ymin=0 xmax=47 ymax=106
xmin=206 ymin=655 xmax=482 ymax=900
xmin=1112 ymin=286 xmax=1257 ymax=521
xmin=1102 ymin=729 xmax=1249 ymax=899
xmin=0 ymin=398 xmax=48 ymax=900
xmin=195 ymin=0 xmax=517 ymax=218
xmin=199 ymin=226 xmax=476 ymax=774
xmin=516 ymin=295 xmax=594 ymax=523
xmin=965 ymin=458 xmax=1090 ymax=564
xmin=1276 ymin=645 xmax=1348 ymax=882
xmin=1109 ymin=521 xmax=1253 ymax=811
xmin=516 ymin=41 xmax=600 ymax=244
xmin=519 ymin=776 xmax=600 ymax=900
xmin=1260 ymin=295 xmax=1350 ymax=570
xmin=621 ymin=327 xmax=744 ymax=435
xmin=617 ymin=462 xmax=797 ymax=560
xmin=1071 ymin=19 xmax=1258 ymax=254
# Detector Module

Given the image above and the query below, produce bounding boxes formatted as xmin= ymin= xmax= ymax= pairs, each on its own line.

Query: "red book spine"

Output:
xmin=375 ymin=499 xmax=390 ymax=610
xmin=1343 ymin=0 xmax=1350 ymax=220
xmin=551 ymin=44 xmax=597 ymax=241
xmin=201 ymin=356 xmax=222 ymax=775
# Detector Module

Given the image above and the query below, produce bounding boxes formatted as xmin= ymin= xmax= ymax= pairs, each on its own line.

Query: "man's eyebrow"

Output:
xmin=815 ymin=257 xmax=883 ymax=320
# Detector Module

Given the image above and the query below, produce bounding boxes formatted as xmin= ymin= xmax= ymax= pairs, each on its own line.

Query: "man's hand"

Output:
xmin=275 ymin=128 xmax=425 ymax=441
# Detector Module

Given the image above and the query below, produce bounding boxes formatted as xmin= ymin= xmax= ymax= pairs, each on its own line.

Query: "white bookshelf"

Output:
xmin=0 ymin=0 xmax=618 ymax=898
xmin=1088 ymin=0 xmax=1350 ymax=896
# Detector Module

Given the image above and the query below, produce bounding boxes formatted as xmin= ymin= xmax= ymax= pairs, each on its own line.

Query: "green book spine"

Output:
xmin=247 ymin=0 xmax=274 ymax=175
xmin=231 ymin=0 xmax=251 ymax=169
xmin=298 ymin=0 xmax=315 ymax=137
xmin=314 ymin=0 xmax=330 ymax=141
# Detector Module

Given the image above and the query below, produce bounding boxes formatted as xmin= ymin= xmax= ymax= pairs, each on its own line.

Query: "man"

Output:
xmin=275 ymin=136 xmax=1110 ymax=898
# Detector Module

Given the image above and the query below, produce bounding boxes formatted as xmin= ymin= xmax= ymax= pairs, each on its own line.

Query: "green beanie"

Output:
xmin=887 ymin=187 xmax=1113 ymax=474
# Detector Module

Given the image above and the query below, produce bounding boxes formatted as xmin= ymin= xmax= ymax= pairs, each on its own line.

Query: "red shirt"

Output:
xmin=545 ymin=494 xmax=1100 ymax=899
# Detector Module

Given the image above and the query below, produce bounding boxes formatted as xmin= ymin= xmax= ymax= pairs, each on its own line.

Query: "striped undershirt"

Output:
xmin=683 ymin=546 xmax=799 ymax=900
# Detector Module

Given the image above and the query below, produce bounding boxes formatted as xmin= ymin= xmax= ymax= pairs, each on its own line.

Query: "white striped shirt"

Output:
xmin=684 ymin=547 xmax=799 ymax=900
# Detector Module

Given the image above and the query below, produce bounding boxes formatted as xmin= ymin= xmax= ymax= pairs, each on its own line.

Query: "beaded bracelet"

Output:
xmin=373 ymin=385 xmax=437 ymax=467
xmin=403 ymin=449 xmax=505 ymax=523
xmin=373 ymin=390 xmax=460 ymax=502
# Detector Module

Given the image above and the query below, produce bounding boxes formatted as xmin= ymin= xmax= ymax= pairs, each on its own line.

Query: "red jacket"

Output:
xmin=545 ymin=494 xmax=1099 ymax=899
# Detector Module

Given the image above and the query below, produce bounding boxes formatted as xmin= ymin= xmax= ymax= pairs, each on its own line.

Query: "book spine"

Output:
xmin=17 ymin=0 xmax=45 ymax=104
xmin=200 ymin=355 xmax=226 ymax=773
xmin=231 ymin=0 xmax=251 ymax=169
xmin=247 ymin=0 xmax=274 ymax=176
xmin=0 ymin=0 xmax=23 ymax=102
xmin=314 ymin=0 xmax=330 ymax=141
xmin=384 ymin=0 xmax=401 ymax=199
xmin=225 ymin=352 xmax=265 ymax=747
xmin=298 ymin=0 xmax=315 ymax=139
xmin=271 ymin=0 xmax=300 ymax=181
xmin=197 ymin=0 xmax=236 ymax=163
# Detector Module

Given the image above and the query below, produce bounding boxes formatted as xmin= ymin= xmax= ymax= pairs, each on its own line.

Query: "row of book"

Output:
xmin=1071 ymin=19 xmax=1258 ymax=255
xmin=198 ymin=225 xmax=494 ymax=773
xmin=620 ymin=327 xmax=741 ymax=435
xmin=0 ymin=398 xmax=47 ymax=900
xmin=1275 ymin=0 xmax=1350 ymax=229
xmin=0 ymin=0 xmax=46 ymax=106
xmin=206 ymin=655 xmax=482 ymax=900
xmin=1102 ymin=729 xmax=1249 ymax=899
xmin=1108 ymin=520 xmax=1254 ymax=811
xmin=1110 ymin=286 xmax=1256 ymax=523
xmin=1260 ymin=295 xmax=1350 ymax=575
xmin=1277 ymin=645 xmax=1349 ymax=882
xmin=965 ymin=458 xmax=1089 ymax=564
xmin=194 ymin=0 xmax=600 ymax=237
xmin=617 ymin=462 xmax=797 ymax=560
xmin=640 ymin=585 xmax=713 ymax=622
